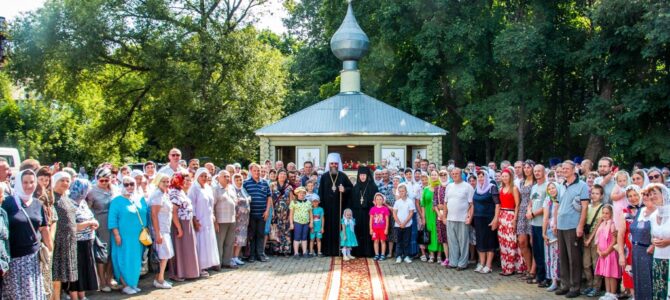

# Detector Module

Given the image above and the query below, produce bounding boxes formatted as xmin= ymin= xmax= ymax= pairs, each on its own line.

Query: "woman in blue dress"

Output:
xmin=108 ymin=176 xmax=148 ymax=295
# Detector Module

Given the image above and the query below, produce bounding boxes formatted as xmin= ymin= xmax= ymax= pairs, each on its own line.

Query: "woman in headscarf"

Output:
xmin=271 ymin=169 xmax=293 ymax=256
xmin=347 ymin=166 xmax=378 ymax=257
xmin=472 ymin=169 xmax=500 ymax=274
xmin=34 ymin=166 xmax=57 ymax=298
xmin=629 ymin=185 xmax=655 ymax=300
xmin=632 ymin=169 xmax=650 ymax=189
xmin=385 ymin=176 xmax=400 ymax=258
xmin=65 ymin=179 xmax=99 ymax=300
xmin=131 ymin=170 xmax=148 ymax=199
xmin=649 ymin=183 xmax=670 ymax=299
xmin=422 ymin=170 xmax=443 ymax=263
xmin=51 ymin=172 xmax=78 ymax=300
xmin=2 ymin=170 xmax=53 ymax=299
xmin=167 ymin=171 xmax=199 ymax=281
xmin=231 ymin=173 xmax=250 ymax=266
xmin=108 ymin=176 xmax=148 ymax=295
xmin=149 ymin=173 xmax=174 ymax=289
xmin=188 ymin=168 xmax=220 ymax=275
xmin=85 ymin=167 xmax=115 ymax=292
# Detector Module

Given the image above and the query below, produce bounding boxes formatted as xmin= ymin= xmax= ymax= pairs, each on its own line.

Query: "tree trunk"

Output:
xmin=584 ymin=80 xmax=613 ymax=161
xmin=485 ymin=136 xmax=491 ymax=163
xmin=517 ymin=96 xmax=525 ymax=161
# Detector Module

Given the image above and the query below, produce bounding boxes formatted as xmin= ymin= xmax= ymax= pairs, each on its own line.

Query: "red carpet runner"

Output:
xmin=325 ymin=258 xmax=387 ymax=300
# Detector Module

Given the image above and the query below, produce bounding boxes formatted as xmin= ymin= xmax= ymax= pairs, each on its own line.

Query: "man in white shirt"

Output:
xmin=158 ymin=148 xmax=186 ymax=176
xmin=445 ymin=167 xmax=474 ymax=269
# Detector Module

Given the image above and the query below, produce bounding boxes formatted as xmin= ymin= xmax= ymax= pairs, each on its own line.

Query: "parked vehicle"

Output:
xmin=0 ymin=147 xmax=21 ymax=179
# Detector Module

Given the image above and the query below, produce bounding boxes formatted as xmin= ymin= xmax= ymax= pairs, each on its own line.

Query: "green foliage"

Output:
xmin=5 ymin=0 xmax=287 ymax=165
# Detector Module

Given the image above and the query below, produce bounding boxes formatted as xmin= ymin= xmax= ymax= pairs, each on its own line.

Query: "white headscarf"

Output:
xmin=14 ymin=169 xmax=37 ymax=204
xmin=326 ymin=153 xmax=343 ymax=172
xmin=130 ymin=169 xmax=144 ymax=179
xmin=120 ymin=176 xmax=137 ymax=197
xmin=194 ymin=167 xmax=211 ymax=188
xmin=51 ymin=171 xmax=72 ymax=189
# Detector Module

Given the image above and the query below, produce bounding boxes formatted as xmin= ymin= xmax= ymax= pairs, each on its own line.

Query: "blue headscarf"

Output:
xmin=69 ymin=178 xmax=90 ymax=202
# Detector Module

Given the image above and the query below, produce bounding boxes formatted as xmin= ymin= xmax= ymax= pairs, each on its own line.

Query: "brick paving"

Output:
xmin=88 ymin=257 xmax=565 ymax=299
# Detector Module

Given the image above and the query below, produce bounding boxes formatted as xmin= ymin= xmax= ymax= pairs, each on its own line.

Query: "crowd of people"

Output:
xmin=0 ymin=150 xmax=669 ymax=300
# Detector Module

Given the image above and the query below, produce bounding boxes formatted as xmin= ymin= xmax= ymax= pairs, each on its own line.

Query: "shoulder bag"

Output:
xmin=134 ymin=203 xmax=153 ymax=246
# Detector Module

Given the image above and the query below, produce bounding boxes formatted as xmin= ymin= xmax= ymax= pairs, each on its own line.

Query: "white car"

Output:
xmin=0 ymin=147 xmax=21 ymax=180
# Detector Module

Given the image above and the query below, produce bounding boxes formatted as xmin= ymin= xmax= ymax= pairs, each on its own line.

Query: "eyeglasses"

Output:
xmin=649 ymin=174 xmax=661 ymax=180
xmin=123 ymin=183 xmax=135 ymax=187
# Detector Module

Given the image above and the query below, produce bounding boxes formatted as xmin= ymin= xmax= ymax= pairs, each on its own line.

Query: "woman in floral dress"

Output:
xmin=231 ymin=173 xmax=250 ymax=265
xmin=272 ymin=170 xmax=293 ymax=255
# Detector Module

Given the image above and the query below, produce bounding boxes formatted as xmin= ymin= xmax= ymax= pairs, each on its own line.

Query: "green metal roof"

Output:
xmin=256 ymin=92 xmax=447 ymax=137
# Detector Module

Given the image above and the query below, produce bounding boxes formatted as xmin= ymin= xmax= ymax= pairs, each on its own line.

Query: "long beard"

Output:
xmin=330 ymin=167 xmax=338 ymax=175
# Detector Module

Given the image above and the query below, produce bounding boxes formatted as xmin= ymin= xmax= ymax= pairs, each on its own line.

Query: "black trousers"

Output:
xmin=395 ymin=227 xmax=411 ymax=258
xmin=558 ymin=229 xmax=583 ymax=292
xmin=532 ymin=226 xmax=547 ymax=282
xmin=248 ymin=217 xmax=266 ymax=259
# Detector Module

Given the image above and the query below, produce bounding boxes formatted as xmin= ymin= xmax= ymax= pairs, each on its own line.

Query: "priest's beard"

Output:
xmin=330 ymin=167 xmax=338 ymax=175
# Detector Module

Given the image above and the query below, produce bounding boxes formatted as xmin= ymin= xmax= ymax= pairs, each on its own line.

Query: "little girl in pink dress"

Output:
xmin=594 ymin=205 xmax=621 ymax=300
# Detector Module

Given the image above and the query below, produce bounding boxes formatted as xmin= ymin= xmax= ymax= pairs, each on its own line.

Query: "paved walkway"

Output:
xmin=88 ymin=257 xmax=565 ymax=299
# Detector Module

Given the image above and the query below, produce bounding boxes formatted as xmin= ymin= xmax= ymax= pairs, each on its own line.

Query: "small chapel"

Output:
xmin=255 ymin=1 xmax=447 ymax=171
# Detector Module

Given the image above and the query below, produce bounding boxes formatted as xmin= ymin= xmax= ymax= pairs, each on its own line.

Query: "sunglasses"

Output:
xmin=123 ymin=183 xmax=135 ymax=187
xmin=170 ymin=153 xmax=181 ymax=157
xmin=98 ymin=179 xmax=109 ymax=183
xmin=649 ymin=174 xmax=661 ymax=180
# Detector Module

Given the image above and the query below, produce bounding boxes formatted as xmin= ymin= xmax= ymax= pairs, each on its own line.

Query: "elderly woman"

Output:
xmin=188 ymin=168 xmax=220 ymax=275
xmin=422 ymin=171 xmax=443 ymax=263
xmin=649 ymin=183 xmax=670 ymax=300
xmin=212 ymin=171 xmax=237 ymax=269
xmin=231 ymin=173 xmax=250 ymax=266
xmin=628 ymin=186 xmax=655 ymax=300
xmin=432 ymin=172 xmax=449 ymax=265
xmin=472 ymin=169 xmax=500 ymax=274
xmin=649 ymin=168 xmax=666 ymax=185
xmin=51 ymin=172 xmax=78 ymax=300
xmin=168 ymin=171 xmax=199 ymax=282
xmin=108 ymin=176 xmax=148 ymax=295
xmin=2 ymin=170 xmax=53 ymax=299
xmin=66 ymin=179 xmax=99 ymax=300
xmin=86 ymin=167 xmax=115 ymax=292
xmin=149 ymin=173 xmax=174 ymax=289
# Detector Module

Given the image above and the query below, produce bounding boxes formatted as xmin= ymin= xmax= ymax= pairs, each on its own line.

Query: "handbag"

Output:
xmin=269 ymin=224 xmax=279 ymax=242
xmin=93 ymin=236 xmax=108 ymax=264
xmin=133 ymin=203 xmax=153 ymax=246
xmin=18 ymin=203 xmax=50 ymax=264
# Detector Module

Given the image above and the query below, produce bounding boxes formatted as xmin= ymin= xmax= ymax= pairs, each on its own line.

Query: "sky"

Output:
xmin=1 ymin=0 xmax=288 ymax=34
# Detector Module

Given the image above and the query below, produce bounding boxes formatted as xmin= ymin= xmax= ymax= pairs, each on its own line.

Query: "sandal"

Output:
xmin=499 ymin=271 xmax=515 ymax=276
xmin=420 ymin=255 xmax=427 ymax=262
xmin=526 ymin=278 xmax=538 ymax=284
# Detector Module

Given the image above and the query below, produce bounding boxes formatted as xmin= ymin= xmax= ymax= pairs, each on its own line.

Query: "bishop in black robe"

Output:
xmin=318 ymin=155 xmax=353 ymax=256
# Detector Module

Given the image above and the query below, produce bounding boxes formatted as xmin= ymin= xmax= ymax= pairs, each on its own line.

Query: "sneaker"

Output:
xmin=441 ymin=259 xmax=450 ymax=267
xmin=234 ymin=257 xmax=245 ymax=265
xmin=480 ymin=266 xmax=492 ymax=274
xmin=343 ymin=255 xmax=351 ymax=261
xmin=200 ymin=270 xmax=210 ymax=277
xmin=428 ymin=257 xmax=434 ymax=263
xmin=259 ymin=256 xmax=269 ymax=262
xmin=474 ymin=264 xmax=483 ymax=273
xmin=379 ymin=255 xmax=386 ymax=261
xmin=395 ymin=256 xmax=402 ymax=264
xmin=133 ymin=287 xmax=142 ymax=292
xmin=122 ymin=286 xmax=137 ymax=295
xmin=348 ymin=254 xmax=356 ymax=260
xmin=582 ymin=288 xmax=594 ymax=295
xmin=373 ymin=255 xmax=380 ymax=261
xmin=100 ymin=286 xmax=112 ymax=293
xmin=420 ymin=255 xmax=427 ymax=262
xmin=404 ymin=256 xmax=412 ymax=264
xmin=153 ymin=280 xmax=172 ymax=289
xmin=293 ymin=254 xmax=300 ymax=259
